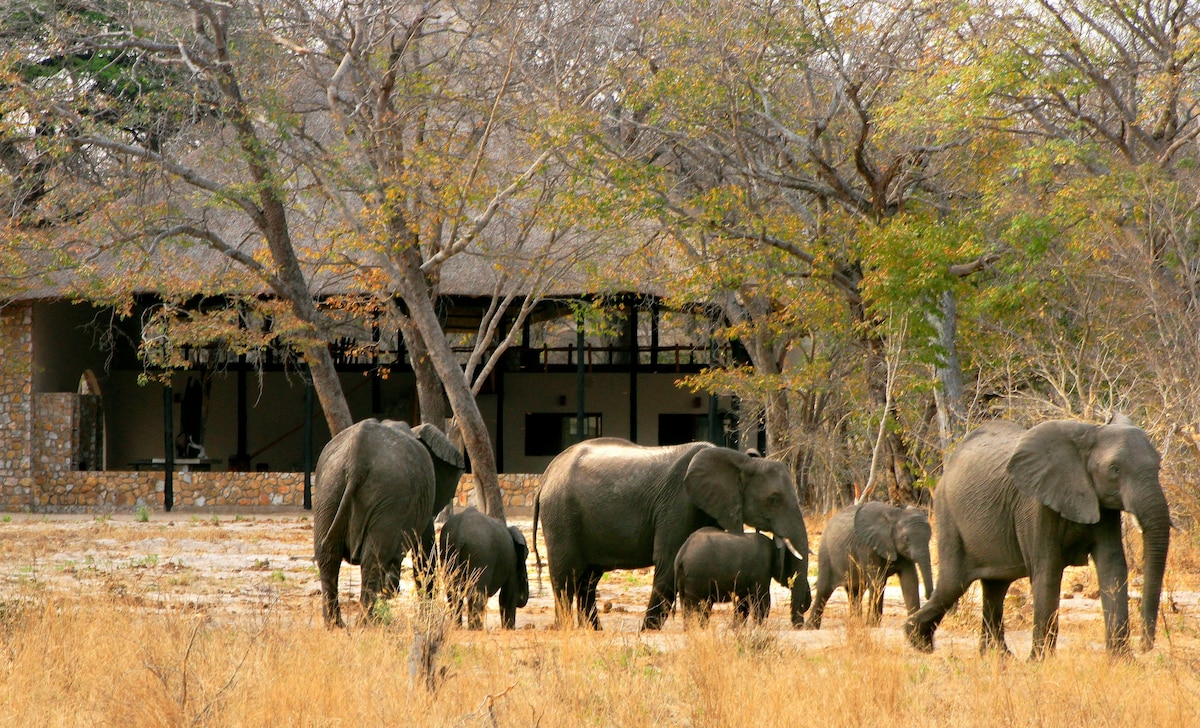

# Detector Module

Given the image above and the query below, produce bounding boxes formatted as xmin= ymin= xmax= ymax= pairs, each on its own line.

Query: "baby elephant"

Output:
xmin=806 ymin=502 xmax=933 ymax=629
xmin=673 ymin=527 xmax=811 ymax=628
xmin=438 ymin=508 xmax=530 ymax=630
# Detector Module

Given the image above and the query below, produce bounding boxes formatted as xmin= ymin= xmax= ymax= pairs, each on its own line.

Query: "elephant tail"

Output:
xmin=317 ymin=433 xmax=365 ymax=560
xmin=532 ymin=488 xmax=543 ymax=595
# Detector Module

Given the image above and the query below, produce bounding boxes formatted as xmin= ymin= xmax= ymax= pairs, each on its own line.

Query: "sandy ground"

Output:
xmin=0 ymin=510 xmax=1193 ymax=657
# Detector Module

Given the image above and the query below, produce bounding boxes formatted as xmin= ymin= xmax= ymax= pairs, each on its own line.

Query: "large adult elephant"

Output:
xmin=313 ymin=419 xmax=465 ymax=628
xmin=533 ymin=438 xmax=809 ymax=630
xmin=905 ymin=416 xmax=1170 ymax=658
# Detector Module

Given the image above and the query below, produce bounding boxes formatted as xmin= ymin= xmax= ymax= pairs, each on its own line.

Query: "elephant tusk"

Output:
xmin=783 ymin=538 xmax=805 ymax=560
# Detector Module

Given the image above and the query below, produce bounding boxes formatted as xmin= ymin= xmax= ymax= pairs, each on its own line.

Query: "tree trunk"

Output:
xmin=763 ymin=387 xmax=791 ymax=460
xmin=397 ymin=311 xmax=447 ymax=427
xmin=390 ymin=251 xmax=507 ymax=522
xmin=303 ymin=343 xmax=354 ymax=436
xmin=864 ymin=332 xmax=918 ymax=504
xmin=883 ymin=428 xmax=916 ymax=504
xmin=209 ymin=38 xmax=354 ymax=437
xmin=929 ymin=290 xmax=966 ymax=451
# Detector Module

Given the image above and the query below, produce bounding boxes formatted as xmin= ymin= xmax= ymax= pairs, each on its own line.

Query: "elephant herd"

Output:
xmin=313 ymin=416 xmax=1171 ymax=659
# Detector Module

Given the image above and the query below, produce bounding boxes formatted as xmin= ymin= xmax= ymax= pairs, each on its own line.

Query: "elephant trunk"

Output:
xmin=776 ymin=515 xmax=809 ymax=567
xmin=1130 ymin=484 xmax=1171 ymax=651
xmin=789 ymin=572 xmax=812 ymax=628
xmin=918 ymin=550 xmax=934 ymax=602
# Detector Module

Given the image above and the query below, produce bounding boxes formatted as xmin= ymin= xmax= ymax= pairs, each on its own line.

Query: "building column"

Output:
xmin=0 ymin=304 xmax=35 ymax=510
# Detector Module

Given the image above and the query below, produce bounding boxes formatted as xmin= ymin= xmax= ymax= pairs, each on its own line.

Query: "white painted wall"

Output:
xmin=499 ymin=372 xmax=720 ymax=473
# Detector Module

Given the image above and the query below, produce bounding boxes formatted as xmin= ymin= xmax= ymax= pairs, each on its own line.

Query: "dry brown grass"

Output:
xmin=0 ymin=593 xmax=1199 ymax=727
xmin=0 ymin=513 xmax=1198 ymax=726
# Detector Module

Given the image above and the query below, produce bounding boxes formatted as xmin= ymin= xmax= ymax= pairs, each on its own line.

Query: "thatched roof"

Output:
xmin=9 ymin=109 xmax=672 ymax=306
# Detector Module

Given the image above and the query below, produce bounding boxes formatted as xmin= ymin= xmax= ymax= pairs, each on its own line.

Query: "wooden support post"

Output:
xmin=162 ymin=381 xmax=174 ymax=512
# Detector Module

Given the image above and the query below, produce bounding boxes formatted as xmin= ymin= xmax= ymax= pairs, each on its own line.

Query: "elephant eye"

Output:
xmin=1110 ymin=464 xmax=1121 ymax=476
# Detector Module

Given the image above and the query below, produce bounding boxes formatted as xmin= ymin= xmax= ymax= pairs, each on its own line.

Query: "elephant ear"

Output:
xmin=507 ymin=526 xmax=530 ymax=608
xmin=1006 ymin=420 xmax=1100 ymax=524
xmin=413 ymin=423 xmax=466 ymax=514
xmin=854 ymin=502 xmax=900 ymax=562
xmin=412 ymin=423 xmax=466 ymax=471
xmin=684 ymin=447 xmax=745 ymax=533
xmin=508 ymin=526 xmax=529 ymax=561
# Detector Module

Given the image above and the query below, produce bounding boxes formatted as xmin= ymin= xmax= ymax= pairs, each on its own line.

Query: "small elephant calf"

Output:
xmin=673 ymin=527 xmax=811 ymax=628
xmin=806 ymin=502 xmax=933 ymax=629
xmin=438 ymin=508 xmax=530 ymax=630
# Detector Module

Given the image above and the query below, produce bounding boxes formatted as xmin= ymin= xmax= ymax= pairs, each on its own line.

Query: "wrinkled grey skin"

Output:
xmin=313 ymin=419 xmax=464 ymax=628
xmin=806 ymin=503 xmax=932 ymax=629
xmin=673 ymin=527 xmax=811 ymax=628
xmin=438 ymin=507 xmax=530 ymax=630
xmin=905 ymin=417 xmax=1171 ymax=658
xmin=533 ymin=438 xmax=809 ymax=631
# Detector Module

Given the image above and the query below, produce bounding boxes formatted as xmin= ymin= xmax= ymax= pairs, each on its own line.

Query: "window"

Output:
xmin=658 ymin=414 xmax=710 ymax=446
xmin=525 ymin=413 xmax=602 ymax=456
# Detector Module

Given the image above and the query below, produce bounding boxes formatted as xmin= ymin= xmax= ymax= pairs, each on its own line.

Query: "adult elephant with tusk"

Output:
xmin=532 ymin=438 xmax=809 ymax=630
xmin=905 ymin=415 xmax=1171 ymax=658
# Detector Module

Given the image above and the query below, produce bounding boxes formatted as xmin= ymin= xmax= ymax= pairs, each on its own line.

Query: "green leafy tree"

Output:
xmin=579 ymin=0 xmax=1008 ymax=503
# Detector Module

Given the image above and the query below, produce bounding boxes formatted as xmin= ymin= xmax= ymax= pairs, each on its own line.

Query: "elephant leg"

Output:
xmin=733 ymin=595 xmax=751 ymax=627
xmin=846 ymin=579 xmax=865 ymax=622
xmin=1028 ymin=560 xmax=1066 ymax=660
xmin=467 ymin=589 xmax=487 ymax=630
xmin=866 ymin=576 xmax=886 ymax=627
xmin=549 ymin=561 xmax=578 ymax=629
xmin=318 ymin=557 xmax=345 ymax=629
xmin=1091 ymin=511 xmax=1132 ymax=655
xmin=578 ymin=568 xmax=603 ymax=630
xmin=898 ymin=564 xmax=921 ymax=616
xmin=678 ymin=597 xmax=696 ymax=627
xmin=806 ymin=576 xmax=835 ymax=630
xmin=643 ymin=560 xmax=676 ymax=631
xmin=979 ymin=578 xmax=1012 ymax=655
xmin=751 ymin=588 xmax=771 ymax=625
xmin=497 ymin=577 xmax=520 ymax=630
xmin=412 ymin=522 xmax=437 ymax=600
xmin=499 ymin=605 xmax=516 ymax=630
xmin=906 ymin=530 xmax=971 ymax=652
xmin=447 ymin=585 xmax=466 ymax=627
xmin=359 ymin=557 xmax=386 ymax=623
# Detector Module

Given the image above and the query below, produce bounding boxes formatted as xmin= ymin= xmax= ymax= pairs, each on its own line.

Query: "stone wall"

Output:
xmin=454 ymin=473 xmax=541 ymax=512
xmin=0 ymin=305 xmax=34 ymax=511
xmin=31 ymin=470 xmax=309 ymax=513
xmin=20 ymin=470 xmax=541 ymax=513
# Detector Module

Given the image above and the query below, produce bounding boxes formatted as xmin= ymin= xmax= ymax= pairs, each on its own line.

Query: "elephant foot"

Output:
xmin=1108 ymin=644 xmax=1135 ymax=663
xmin=641 ymin=613 xmax=667 ymax=631
xmin=979 ymin=642 xmax=1013 ymax=659
xmin=904 ymin=619 xmax=934 ymax=653
xmin=323 ymin=606 xmax=347 ymax=630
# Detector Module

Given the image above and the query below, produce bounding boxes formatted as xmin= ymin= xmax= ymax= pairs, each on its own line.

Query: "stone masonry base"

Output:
xmin=3 ymin=470 xmax=540 ymax=514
